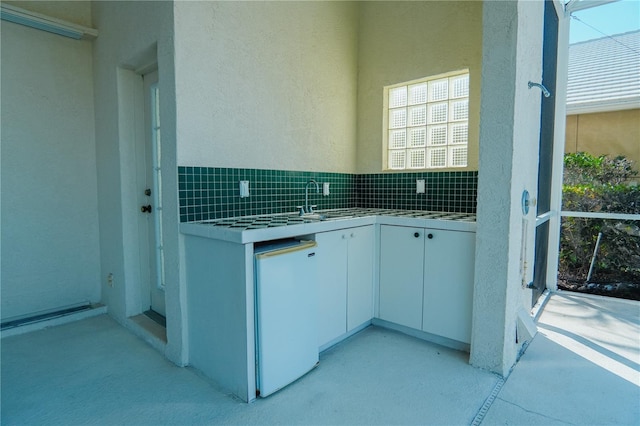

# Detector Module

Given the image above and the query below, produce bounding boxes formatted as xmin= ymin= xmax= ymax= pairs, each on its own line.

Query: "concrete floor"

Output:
xmin=1 ymin=292 xmax=638 ymax=425
xmin=482 ymin=292 xmax=640 ymax=425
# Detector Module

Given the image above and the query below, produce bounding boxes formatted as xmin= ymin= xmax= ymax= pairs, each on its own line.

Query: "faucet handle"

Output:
xmin=296 ymin=206 xmax=305 ymax=216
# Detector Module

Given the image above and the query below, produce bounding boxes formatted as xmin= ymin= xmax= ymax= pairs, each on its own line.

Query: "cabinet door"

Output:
xmin=379 ymin=225 xmax=425 ymax=330
xmin=422 ymin=230 xmax=475 ymax=344
xmin=315 ymin=230 xmax=348 ymax=347
xmin=346 ymin=226 xmax=374 ymax=331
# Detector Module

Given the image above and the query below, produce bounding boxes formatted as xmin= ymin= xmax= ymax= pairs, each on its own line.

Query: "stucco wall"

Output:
xmin=91 ymin=1 xmax=183 ymax=364
xmin=472 ymin=0 xmax=544 ymax=376
xmin=174 ymin=1 xmax=359 ymax=173
xmin=356 ymin=1 xmax=483 ymax=174
xmin=1 ymin=9 xmax=100 ymax=319
xmin=565 ymin=109 xmax=640 ymax=169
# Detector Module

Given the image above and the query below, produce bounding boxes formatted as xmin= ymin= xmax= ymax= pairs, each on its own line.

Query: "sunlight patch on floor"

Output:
xmin=538 ymin=323 xmax=640 ymax=386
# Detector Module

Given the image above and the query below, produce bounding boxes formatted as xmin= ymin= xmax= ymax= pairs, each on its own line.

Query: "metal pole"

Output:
xmin=586 ymin=232 xmax=602 ymax=283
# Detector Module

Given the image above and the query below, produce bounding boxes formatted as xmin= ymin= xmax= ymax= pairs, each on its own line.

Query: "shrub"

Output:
xmin=560 ymin=153 xmax=640 ymax=283
xmin=563 ymin=152 xmax=637 ymax=186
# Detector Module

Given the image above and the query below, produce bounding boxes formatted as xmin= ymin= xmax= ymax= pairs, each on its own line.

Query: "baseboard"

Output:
xmin=372 ymin=318 xmax=471 ymax=353
xmin=1 ymin=304 xmax=107 ymax=339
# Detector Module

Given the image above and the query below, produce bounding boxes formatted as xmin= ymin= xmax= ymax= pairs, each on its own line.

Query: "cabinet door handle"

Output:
xmin=414 ymin=232 xmax=420 ymax=238
xmin=427 ymin=233 xmax=434 ymax=239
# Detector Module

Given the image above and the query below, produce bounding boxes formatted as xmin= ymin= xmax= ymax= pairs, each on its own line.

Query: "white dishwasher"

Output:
xmin=254 ymin=239 xmax=319 ymax=397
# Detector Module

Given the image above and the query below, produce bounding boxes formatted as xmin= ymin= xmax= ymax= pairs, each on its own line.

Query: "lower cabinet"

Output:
xmin=422 ymin=229 xmax=475 ymax=344
xmin=316 ymin=225 xmax=374 ymax=348
xmin=379 ymin=226 xmax=425 ymax=330
xmin=379 ymin=225 xmax=475 ymax=344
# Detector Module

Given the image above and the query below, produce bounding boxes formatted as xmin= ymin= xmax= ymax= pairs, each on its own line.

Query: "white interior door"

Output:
xmin=141 ymin=69 xmax=166 ymax=317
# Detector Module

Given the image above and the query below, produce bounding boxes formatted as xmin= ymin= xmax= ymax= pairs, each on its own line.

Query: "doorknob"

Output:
xmin=141 ymin=205 xmax=152 ymax=213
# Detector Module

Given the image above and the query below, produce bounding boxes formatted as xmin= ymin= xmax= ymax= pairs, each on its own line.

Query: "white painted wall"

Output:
xmin=0 ymin=0 xmax=550 ymax=382
xmin=356 ymin=1 xmax=483 ymax=174
xmin=0 ymin=17 xmax=100 ymax=319
xmin=173 ymin=1 xmax=359 ymax=173
xmin=471 ymin=0 xmax=544 ymax=376
xmin=91 ymin=1 xmax=183 ymax=364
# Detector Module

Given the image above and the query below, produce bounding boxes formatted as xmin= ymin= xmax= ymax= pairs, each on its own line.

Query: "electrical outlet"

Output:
xmin=416 ymin=179 xmax=425 ymax=194
xmin=107 ymin=273 xmax=114 ymax=287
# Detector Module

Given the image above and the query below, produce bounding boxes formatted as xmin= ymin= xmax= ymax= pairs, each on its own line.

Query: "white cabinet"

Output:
xmin=422 ymin=229 xmax=475 ymax=344
xmin=379 ymin=225 xmax=475 ymax=344
xmin=316 ymin=230 xmax=348 ymax=347
xmin=346 ymin=226 xmax=375 ymax=330
xmin=316 ymin=225 xmax=374 ymax=348
xmin=379 ymin=226 xmax=424 ymax=330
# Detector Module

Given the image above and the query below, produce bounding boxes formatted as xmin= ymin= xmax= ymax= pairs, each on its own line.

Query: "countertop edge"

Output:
xmin=180 ymin=212 xmax=476 ymax=244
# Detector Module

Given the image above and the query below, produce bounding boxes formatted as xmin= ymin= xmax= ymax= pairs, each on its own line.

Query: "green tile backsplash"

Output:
xmin=356 ymin=171 xmax=478 ymax=212
xmin=178 ymin=167 xmax=356 ymax=222
xmin=178 ymin=167 xmax=477 ymax=222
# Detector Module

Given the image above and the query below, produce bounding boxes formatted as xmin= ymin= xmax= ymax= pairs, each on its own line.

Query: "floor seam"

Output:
xmin=469 ymin=377 xmax=505 ymax=426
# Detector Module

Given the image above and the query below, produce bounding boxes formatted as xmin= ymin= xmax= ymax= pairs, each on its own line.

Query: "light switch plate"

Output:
xmin=416 ymin=179 xmax=425 ymax=194
xmin=240 ymin=180 xmax=250 ymax=198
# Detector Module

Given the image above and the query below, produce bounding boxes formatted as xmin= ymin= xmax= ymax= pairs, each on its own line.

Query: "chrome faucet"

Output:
xmin=303 ymin=179 xmax=320 ymax=214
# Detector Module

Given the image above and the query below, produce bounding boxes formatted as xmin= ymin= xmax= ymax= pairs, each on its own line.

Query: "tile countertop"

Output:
xmin=179 ymin=208 xmax=477 ymax=244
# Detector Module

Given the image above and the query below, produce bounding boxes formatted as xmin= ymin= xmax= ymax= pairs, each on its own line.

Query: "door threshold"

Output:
xmin=143 ymin=309 xmax=166 ymax=328
xmin=129 ymin=313 xmax=167 ymax=348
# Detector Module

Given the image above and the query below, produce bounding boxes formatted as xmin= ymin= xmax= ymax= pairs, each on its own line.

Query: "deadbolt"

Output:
xmin=145 ymin=188 xmax=151 ymax=196
xmin=141 ymin=205 xmax=152 ymax=213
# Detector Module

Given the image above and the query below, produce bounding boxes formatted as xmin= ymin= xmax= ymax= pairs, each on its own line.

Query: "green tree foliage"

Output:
xmin=560 ymin=153 xmax=639 ymax=282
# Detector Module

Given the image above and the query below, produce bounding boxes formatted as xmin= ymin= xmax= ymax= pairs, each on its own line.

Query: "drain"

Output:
xmin=470 ymin=378 xmax=505 ymax=425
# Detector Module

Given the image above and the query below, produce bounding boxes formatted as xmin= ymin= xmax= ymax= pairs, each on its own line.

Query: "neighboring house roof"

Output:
xmin=566 ymin=29 xmax=640 ymax=115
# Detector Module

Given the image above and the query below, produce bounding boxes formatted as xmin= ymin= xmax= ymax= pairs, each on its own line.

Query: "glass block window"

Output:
xmin=385 ymin=71 xmax=469 ymax=170
xmin=408 ymin=149 xmax=426 ymax=169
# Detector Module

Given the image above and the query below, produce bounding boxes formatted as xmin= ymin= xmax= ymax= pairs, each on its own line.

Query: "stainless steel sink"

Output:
xmin=298 ymin=213 xmax=327 ymax=221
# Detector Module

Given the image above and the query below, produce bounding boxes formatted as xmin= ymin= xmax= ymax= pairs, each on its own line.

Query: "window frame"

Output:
xmin=383 ymin=70 xmax=470 ymax=171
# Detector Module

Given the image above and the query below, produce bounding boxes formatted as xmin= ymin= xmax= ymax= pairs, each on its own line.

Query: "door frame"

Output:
xmin=532 ymin=0 xmax=560 ymax=306
xmin=142 ymin=68 xmax=167 ymax=317
xmin=116 ymin=65 xmax=166 ymax=319
xmin=544 ymin=0 xmax=581 ymax=293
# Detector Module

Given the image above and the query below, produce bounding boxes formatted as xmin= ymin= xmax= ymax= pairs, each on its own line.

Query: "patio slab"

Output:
xmin=482 ymin=292 xmax=640 ymax=425
xmin=2 ymin=291 xmax=637 ymax=425
xmin=1 ymin=315 xmax=498 ymax=425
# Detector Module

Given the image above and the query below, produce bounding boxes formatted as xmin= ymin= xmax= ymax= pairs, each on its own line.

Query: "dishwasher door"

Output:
xmin=255 ymin=240 xmax=319 ymax=397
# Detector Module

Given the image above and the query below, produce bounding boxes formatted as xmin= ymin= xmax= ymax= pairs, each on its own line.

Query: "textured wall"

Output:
xmin=471 ymin=0 xmax=544 ymax=376
xmin=565 ymin=109 xmax=640 ymax=170
xmin=356 ymin=1 xmax=483 ymax=174
xmin=91 ymin=1 xmax=183 ymax=364
xmin=1 ymin=15 xmax=100 ymax=319
xmin=174 ymin=1 xmax=359 ymax=173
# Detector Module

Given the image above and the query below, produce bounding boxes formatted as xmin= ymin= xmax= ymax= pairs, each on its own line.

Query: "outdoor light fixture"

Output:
xmin=1 ymin=3 xmax=97 ymax=40
xmin=528 ymin=81 xmax=552 ymax=98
